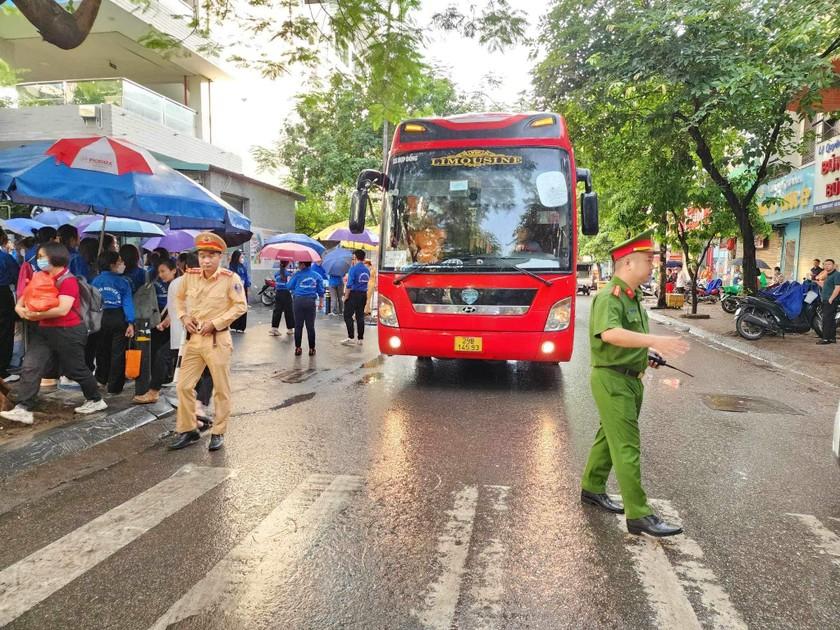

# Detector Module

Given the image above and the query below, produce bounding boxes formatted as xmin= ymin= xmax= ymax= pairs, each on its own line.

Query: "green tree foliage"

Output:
xmin=535 ymin=0 xmax=840 ymax=292
xmin=253 ymin=70 xmax=484 ymax=234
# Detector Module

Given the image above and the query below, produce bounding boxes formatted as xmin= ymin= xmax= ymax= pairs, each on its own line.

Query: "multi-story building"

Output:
xmin=0 ymin=0 xmax=346 ymax=282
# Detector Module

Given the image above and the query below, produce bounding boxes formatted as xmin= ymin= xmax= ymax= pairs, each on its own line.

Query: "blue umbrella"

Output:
xmin=30 ymin=209 xmax=77 ymax=227
xmin=264 ymin=232 xmax=325 ymax=254
xmin=0 ymin=141 xmax=252 ymax=238
xmin=82 ymin=218 xmax=166 ymax=237
xmin=2 ymin=217 xmax=46 ymax=236
xmin=321 ymin=247 xmax=353 ymax=276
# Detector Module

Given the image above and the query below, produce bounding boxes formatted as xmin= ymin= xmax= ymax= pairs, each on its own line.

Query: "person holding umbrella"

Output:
xmin=287 ymin=261 xmax=324 ymax=356
xmin=269 ymin=260 xmax=295 ymax=337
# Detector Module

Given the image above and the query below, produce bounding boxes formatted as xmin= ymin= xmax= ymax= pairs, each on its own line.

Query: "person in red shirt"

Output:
xmin=0 ymin=243 xmax=106 ymax=425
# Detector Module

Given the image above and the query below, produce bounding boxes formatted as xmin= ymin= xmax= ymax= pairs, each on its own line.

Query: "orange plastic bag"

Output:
xmin=125 ymin=340 xmax=141 ymax=380
xmin=22 ymin=271 xmax=60 ymax=312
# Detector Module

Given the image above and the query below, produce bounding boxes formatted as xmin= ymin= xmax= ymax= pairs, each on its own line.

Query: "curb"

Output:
xmin=0 ymin=398 xmax=175 ymax=480
xmin=647 ymin=310 xmax=838 ymax=391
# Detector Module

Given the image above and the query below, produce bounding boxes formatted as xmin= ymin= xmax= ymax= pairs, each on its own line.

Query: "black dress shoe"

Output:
xmin=208 ymin=434 xmax=224 ymax=451
xmin=816 ymin=339 xmax=836 ymax=345
xmin=581 ymin=490 xmax=624 ymax=514
xmin=626 ymin=514 xmax=683 ymax=537
xmin=168 ymin=430 xmax=200 ymax=451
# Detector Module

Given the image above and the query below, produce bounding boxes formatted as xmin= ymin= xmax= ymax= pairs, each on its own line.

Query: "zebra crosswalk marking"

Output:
xmin=149 ymin=473 xmax=363 ymax=629
xmin=0 ymin=465 xmax=233 ymax=627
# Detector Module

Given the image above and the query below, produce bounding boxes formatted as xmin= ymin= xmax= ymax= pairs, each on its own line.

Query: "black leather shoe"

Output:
xmin=208 ymin=434 xmax=224 ymax=451
xmin=816 ymin=339 xmax=836 ymax=345
xmin=581 ymin=490 xmax=624 ymax=514
xmin=168 ymin=430 xmax=200 ymax=450
xmin=626 ymin=514 xmax=683 ymax=537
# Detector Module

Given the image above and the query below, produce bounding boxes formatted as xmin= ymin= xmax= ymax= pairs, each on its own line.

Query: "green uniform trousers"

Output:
xmin=581 ymin=367 xmax=653 ymax=520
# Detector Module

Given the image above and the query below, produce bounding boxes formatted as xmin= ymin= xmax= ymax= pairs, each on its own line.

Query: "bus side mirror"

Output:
xmin=349 ymin=190 xmax=368 ymax=234
xmin=581 ymin=192 xmax=599 ymax=236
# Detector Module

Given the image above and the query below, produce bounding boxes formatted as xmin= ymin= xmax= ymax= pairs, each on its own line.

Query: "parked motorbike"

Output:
xmin=258 ymin=277 xmax=276 ymax=306
xmin=721 ymin=294 xmax=742 ymax=314
xmin=735 ymin=285 xmax=821 ymax=340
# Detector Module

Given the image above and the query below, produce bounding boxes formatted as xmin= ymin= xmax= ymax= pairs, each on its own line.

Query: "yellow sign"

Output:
xmin=454 ymin=336 xmax=483 ymax=352
xmin=431 ymin=150 xmax=523 ymax=168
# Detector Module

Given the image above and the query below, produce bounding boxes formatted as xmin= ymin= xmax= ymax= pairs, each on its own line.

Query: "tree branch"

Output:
xmin=743 ymin=104 xmax=789 ymax=208
xmin=15 ymin=0 xmax=102 ymax=50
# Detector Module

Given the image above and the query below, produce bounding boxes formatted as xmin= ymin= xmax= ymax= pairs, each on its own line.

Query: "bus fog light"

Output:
xmin=388 ymin=336 xmax=402 ymax=349
xmin=378 ymin=296 xmax=399 ymax=327
xmin=545 ymin=297 xmax=572 ymax=331
xmin=541 ymin=341 xmax=555 ymax=354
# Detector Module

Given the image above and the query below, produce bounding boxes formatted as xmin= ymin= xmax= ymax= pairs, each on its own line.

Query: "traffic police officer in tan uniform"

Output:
xmin=580 ymin=230 xmax=690 ymax=536
xmin=169 ymin=232 xmax=247 ymax=451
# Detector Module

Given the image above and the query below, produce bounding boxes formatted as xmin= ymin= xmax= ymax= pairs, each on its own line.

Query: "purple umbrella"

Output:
xmin=323 ymin=227 xmax=379 ymax=245
xmin=143 ymin=229 xmax=201 ymax=252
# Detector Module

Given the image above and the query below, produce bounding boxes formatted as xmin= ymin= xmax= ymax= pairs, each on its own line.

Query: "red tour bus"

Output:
xmin=349 ymin=112 xmax=599 ymax=362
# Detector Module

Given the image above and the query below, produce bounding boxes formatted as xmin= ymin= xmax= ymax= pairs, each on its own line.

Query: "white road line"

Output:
xmin=414 ymin=485 xmax=479 ymax=630
xmin=832 ymin=398 xmax=840 ymax=461
xmin=617 ymin=513 xmax=702 ymax=630
xmin=652 ymin=500 xmax=748 ymax=630
xmin=0 ymin=465 xmax=233 ymax=627
xmin=149 ymin=473 xmax=363 ymax=629
xmin=788 ymin=513 xmax=840 ymax=568
xmin=464 ymin=485 xmax=510 ymax=630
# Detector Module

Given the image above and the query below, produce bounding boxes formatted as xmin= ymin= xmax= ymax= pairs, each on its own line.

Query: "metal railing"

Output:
xmin=16 ymin=78 xmax=197 ymax=137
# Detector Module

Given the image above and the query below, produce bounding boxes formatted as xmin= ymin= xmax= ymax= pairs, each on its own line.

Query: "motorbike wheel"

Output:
xmin=260 ymin=288 xmax=276 ymax=306
xmin=735 ymin=308 xmax=765 ymax=340
xmin=721 ymin=296 xmax=738 ymax=314
xmin=812 ymin=305 xmax=823 ymax=338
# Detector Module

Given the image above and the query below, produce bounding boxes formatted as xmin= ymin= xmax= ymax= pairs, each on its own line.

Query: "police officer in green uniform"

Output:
xmin=580 ymin=230 xmax=690 ymax=537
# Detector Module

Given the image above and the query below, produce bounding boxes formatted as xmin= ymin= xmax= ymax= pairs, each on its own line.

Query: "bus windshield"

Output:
xmin=380 ymin=147 xmax=573 ymax=273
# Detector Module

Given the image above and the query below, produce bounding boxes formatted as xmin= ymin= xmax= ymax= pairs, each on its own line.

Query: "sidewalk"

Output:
xmin=646 ymin=298 xmax=840 ymax=387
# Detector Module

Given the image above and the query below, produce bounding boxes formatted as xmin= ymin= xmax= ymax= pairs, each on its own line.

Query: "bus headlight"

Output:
xmin=378 ymin=296 xmax=399 ymax=327
xmin=544 ymin=297 xmax=572 ymax=331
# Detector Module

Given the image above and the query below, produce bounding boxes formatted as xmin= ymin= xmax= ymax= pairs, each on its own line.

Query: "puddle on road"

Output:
xmin=700 ymin=393 xmax=803 ymax=415
xmin=361 ymin=355 xmax=387 ymax=369
xmin=357 ymin=372 xmax=384 ymax=385
xmin=271 ymin=392 xmax=317 ymax=410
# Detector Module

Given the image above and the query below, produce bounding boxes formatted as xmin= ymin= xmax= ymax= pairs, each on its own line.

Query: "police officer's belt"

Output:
xmin=605 ymin=366 xmax=645 ymax=379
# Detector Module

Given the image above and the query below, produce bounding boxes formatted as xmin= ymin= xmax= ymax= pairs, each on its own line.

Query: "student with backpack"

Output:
xmin=0 ymin=243 xmax=106 ymax=425
xmin=90 ymin=251 xmax=135 ymax=394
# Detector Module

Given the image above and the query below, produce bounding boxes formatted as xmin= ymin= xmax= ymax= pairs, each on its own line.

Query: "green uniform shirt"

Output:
xmin=821 ymin=270 xmax=839 ymax=303
xmin=590 ymin=276 xmax=649 ymax=371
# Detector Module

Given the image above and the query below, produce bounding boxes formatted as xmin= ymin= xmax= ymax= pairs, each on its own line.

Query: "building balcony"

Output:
xmin=16 ymin=79 xmax=197 ymax=138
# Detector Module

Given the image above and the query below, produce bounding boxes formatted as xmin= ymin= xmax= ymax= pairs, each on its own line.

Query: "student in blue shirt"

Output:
xmin=269 ymin=260 xmax=295 ymax=336
xmin=119 ymin=243 xmax=147 ymax=293
xmin=90 ymin=251 xmax=135 ymax=394
xmin=75 ymin=237 xmax=99 ymax=282
xmin=342 ymin=249 xmax=371 ymax=346
xmin=287 ymin=261 xmax=325 ymax=356
xmin=229 ymin=250 xmax=250 ymax=333
xmin=0 ymin=232 xmax=20 ymax=379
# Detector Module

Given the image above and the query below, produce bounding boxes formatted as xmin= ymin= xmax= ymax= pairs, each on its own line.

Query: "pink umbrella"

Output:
xmin=259 ymin=242 xmax=321 ymax=262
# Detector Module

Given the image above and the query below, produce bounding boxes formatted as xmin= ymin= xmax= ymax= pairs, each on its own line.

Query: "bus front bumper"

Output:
xmin=377 ymin=327 xmax=573 ymax=362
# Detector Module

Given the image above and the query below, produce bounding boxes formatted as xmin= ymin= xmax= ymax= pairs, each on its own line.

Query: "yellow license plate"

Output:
xmin=454 ymin=336 xmax=483 ymax=352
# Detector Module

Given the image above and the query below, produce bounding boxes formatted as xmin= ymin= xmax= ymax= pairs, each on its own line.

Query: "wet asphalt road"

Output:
xmin=1 ymin=297 xmax=839 ymax=629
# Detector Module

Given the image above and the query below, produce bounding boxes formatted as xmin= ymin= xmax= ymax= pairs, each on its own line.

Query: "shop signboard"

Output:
xmin=815 ymin=137 xmax=840 ymax=215
xmin=757 ymin=165 xmax=815 ymax=222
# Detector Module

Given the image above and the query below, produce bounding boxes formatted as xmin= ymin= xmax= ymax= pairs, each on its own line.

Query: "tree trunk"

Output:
xmin=736 ymin=207 xmax=759 ymax=294
xmin=689 ymin=269 xmax=698 ymax=314
xmin=657 ymin=241 xmax=667 ymax=308
xmin=15 ymin=0 xmax=102 ymax=50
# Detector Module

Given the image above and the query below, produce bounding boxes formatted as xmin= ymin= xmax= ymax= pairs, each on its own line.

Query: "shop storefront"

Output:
xmin=798 ymin=138 xmax=840 ymax=280
xmin=756 ymin=163 xmax=816 ymax=281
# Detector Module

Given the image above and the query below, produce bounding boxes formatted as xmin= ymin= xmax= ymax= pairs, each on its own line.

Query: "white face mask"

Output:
xmin=116 ymin=263 xmax=126 ymax=274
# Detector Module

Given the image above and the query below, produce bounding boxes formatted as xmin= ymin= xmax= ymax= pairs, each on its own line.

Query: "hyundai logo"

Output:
xmin=462 ymin=288 xmax=480 ymax=305
xmin=462 ymin=306 xmax=477 ymax=313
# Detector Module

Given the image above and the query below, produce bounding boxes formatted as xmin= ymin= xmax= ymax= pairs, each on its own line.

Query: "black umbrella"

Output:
xmin=665 ymin=260 xmax=683 ymax=268
xmin=731 ymin=258 xmax=770 ymax=269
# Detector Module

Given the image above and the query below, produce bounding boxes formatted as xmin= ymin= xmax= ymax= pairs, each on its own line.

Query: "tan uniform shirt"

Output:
xmin=175 ymin=267 xmax=247 ymax=332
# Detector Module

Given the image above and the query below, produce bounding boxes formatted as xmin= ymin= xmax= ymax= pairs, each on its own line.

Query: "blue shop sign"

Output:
xmin=757 ymin=166 xmax=816 ymax=222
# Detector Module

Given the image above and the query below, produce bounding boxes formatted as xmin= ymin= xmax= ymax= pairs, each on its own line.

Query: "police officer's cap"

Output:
xmin=194 ymin=232 xmax=226 ymax=253
xmin=610 ymin=229 xmax=655 ymax=262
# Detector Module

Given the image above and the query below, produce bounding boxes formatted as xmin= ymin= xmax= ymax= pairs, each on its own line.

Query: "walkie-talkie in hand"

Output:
xmin=648 ymin=351 xmax=695 ymax=377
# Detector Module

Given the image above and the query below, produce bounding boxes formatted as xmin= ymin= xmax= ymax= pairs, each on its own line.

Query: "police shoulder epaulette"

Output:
xmin=220 ymin=268 xmax=234 ymax=276
xmin=186 ymin=268 xmax=202 ymax=274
